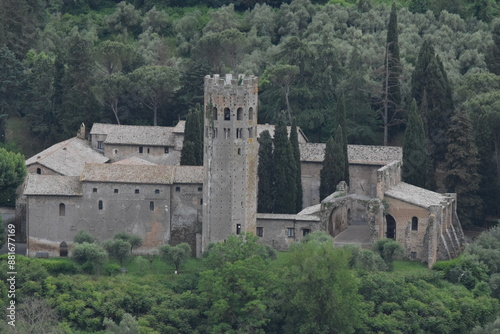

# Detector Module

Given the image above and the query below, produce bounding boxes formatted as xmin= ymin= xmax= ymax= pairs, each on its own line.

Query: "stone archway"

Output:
xmin=60 ymin=241 xmax=68 ymax=257
xmin=386 ymin=214 xmax=396 ymax=240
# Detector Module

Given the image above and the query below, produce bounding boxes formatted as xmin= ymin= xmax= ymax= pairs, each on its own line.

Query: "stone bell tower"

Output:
xmin=201 ymin=74 xmax=258 ymax=252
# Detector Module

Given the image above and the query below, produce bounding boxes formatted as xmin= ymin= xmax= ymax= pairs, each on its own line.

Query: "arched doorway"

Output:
xmin=386 ymin=215 xmax=396 ymax=240
xmin=60 ymin=241 xmax=68 ymax=257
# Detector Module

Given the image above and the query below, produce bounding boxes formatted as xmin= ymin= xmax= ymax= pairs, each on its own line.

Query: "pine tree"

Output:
xmin=383 ymin=3 xmax=402 ymax=143
xmin=257 ymin=130 xmax=274 ymax=213
xmin=320 ymin=126 xmax=345 ymax=201
xmin=336 ymin=95 xmax=350 ymax=186
xmin=402 ymin=100 xmax=428 ymax=188
xmin=290 ymin=119 xmax=303 ymax=212
xmin=273 ymin=113 xmax=296 ymax=213
xmin=444 ymin=109 xmax=483 ymax=226
xmin=486 ymin=19 xmax=500 ymax=75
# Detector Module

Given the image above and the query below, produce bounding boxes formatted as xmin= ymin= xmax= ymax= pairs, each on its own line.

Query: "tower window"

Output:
xmin=236 ymin=224 xmax=241 ymax=235
xmin=237 ymin=107 xmax=243 ymax=120
xmin=256 ymin=227 xmax=263 ymax=237
xmin=98 ymin=200 xmax=103 ymax=210
xmin=224 ymin=108 xmax=231 ymax=120
xmin=287 ymin=228 xmax=295 ymax=238
xmin=59 ymin=203 xmax=65 ymax=217
xmin=149 ymin=201 xmax=155 ymax=211
xmin=213 ymin=107 xmax=218 ymax=120
xmin=248 ymin=127 xmax=254 ymax=138
xmin=238 ymin=148 xmax=241 ymax=155
xmin=412 ymin=217 xmax=418 ymax=231
xmin=249 ymin=107 xmax=254 ymax=120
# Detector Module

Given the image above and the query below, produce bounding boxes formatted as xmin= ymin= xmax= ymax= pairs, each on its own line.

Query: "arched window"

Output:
xmin=60 ymin=242 xmax=68 ymax=257
xmin=98 ymin=200 xmax=103 ymax=210
xmin=59 ymin=203 xmax=65 ymax=217
xmin=224 ymin=108 xmax=231 ymax=120
xmin=412 ymin=217 xmax=418 ymax=231
xmin=237 ymin=107 xmax=243 ymax=120
xmin=249 ymin=107 xmax=254 ymax=120
xmin=149 ymin=201 xmax=155 ymax=211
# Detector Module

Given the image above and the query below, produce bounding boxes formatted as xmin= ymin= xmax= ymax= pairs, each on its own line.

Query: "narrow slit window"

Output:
xmin=59 ymin=203 xmax=65 ymax=217
xmin=149 ymin=201 xmax=155 ymax=211
xmin=412 ymin=217 xmax=418 ymax=231
xmin=98 ymin=200 xmax=103 ymax=210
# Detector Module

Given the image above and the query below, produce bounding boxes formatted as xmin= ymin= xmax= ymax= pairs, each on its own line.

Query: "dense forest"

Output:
xmin=1 ymin=0 xmax=499 ymax=223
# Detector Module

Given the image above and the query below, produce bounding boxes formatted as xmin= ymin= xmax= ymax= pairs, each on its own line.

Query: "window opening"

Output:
xmin=98 ymin=200 xmax=103 ymax=210
xmin=249 ymin=107 xmax=254 ymax=120
xmin=59 ymin=203 xmax=65 ymax=217
xmin=256 ymin=227 xmax=263 ymax=237
xmin=224 ymin=108 xmax=231 ymax=120
xmin=139 ymin=146 xmax=143 ymax=154
xmin=236 ymin=224 xmax=241 ymax=235
xmin=36 ymin=168 xmax=42 ymax=174
xmin=287 ymin=228 xmax=295 ymax=238
xmin=303 ymin=228 xmax=311 ymax=236
xmin=149 ymin=201 xmax=155 ymax=211
xmin=237 ymin=107 xmax=243 ymax=120
xmin=411 ymin=217 xmax=418 ymax=231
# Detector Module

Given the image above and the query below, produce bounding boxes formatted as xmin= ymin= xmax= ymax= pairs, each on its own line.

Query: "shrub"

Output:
xmin=105 ymin=263 xmax=121 ymax=276
xmin=73 ymin=230 xmax=96 ymax=244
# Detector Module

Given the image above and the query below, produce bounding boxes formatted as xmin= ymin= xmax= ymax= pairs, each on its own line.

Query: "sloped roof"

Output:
xmin=90 ymin=123 xmax=176 ymax=146
xmin=173 ymin=120 xmax=185 ymax=133
xmin=24 ymin=174 xmax=82 ymax=196
xmin=257 ymin=124 xmax=308 ymax=143
xmin=256 ymin=213 xmax=321 ymax=221
xmin=385 ymin=182 xmax=447 ymax=209
xmin=173 ymin=166 xmax=204 ymax=183
xmin=113 ymin=157 xmax=157 ymax=165
xmin=299 ymin=143 xmax=402 ymax=165
xmin=25 ymin=137 xmax=109 ymax=176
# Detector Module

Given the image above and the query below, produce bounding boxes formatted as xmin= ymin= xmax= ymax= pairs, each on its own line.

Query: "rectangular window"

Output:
xmin=287 ymin=228 xmax=295 ymax=238
xmin=303 ymin=228 xmax=311 ymax=237
xmin=114 ymin=189 xmax=118 ymax=193
xmin=175 ymin=187 xmax=180 ymax=192
xmin=256 ymin=227 xmax=263 ymax=237
xmin=236 ymin=224 xmax=242 ymax=235
xmin=139 ymin=146 xmax=143 ymax=154
xmin=198 ymin=187 xmax=202 ymax=192
xmin=164 ymin=147 xmax=169 ymax=154
xmin=93 ymin=188 xmax=97 ymax=193
xmin=155 ymin=189 xmax=160 ymax=194
xmin=135 ymin=189 xmax=140 ymax=194
xmin=97 ymin=141 xmax=103 ymax=150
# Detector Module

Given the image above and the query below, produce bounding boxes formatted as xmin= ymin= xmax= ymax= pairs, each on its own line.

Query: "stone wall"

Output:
xmin=103 ymin=144 xmax=181 ymax=165
xmin=376 ymin=161 xmax=401 ymax=199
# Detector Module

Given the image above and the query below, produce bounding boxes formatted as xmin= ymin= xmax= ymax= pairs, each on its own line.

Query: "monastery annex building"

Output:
xmin=18 ymin=74 xmax=465 ymax=267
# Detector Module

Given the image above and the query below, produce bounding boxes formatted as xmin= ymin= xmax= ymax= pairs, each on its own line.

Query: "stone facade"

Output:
xmin=20 ymin=73 xmax=464 ymax=266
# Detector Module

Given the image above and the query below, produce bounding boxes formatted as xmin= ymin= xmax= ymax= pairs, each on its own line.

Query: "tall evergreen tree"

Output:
xmin=486 ymin=19 xmax=500 ymax=75
xmin=410 ymin=40 xmax=454 ymax=179
xmin=257 ymin=130 xmax=274 ymax=213
xmin=444 ymin=109 xmax=483 ymax=226
xmin=383 ymin=3 xmax=402 ymax=144
xmin=336 ymin=94 xmax=350 ymax=186
xmin=181 ymin=108 xmax=203 ymax=165
xmin=273 ymin=113 xmax=296 ymax=214
xmin=320 ymin=126 xmax=345 ymax=201
xmin=290 ymin=119 xmax=302 ymax=212
xmin=402 ymin=100 xmax=428 ymax=188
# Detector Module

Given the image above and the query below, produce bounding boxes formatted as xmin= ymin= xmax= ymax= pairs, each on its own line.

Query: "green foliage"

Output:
xmin=159 ymin=243 xmax=191 ymax=273
xmin=103 ymin=239 xmax=132 ymax=267
xmin=290 ymin=118 xmax=303 ymax=211
xmin=257 ymin=130 xmax=274 ymax=213
xmin=0 ymin=46 xmax=26 ymax=119
xmin=74 ymin=230 xmax=97 ymax=244
xmin=0 ymin=147 xmax=26 ymax=205
xmin=402 ymin=99 xmax=428 ymax=188
xmin=204 ymin=233 xmax=276 ymax=269
xmin=346 ymin=245 xmax=388 ymax=272
xmin=373 ymin=238 xmax=404 ymax=268
xmin=181 ymin=108 xmax=203 ymax=165
xmin=301 ymin=230 xmax=333 ymax=243
xmin=273 ymin=112 xmax=297 ymax=213
xmin=38 ymin=258 xmax=79 ymax=275
xmin=277 ymin=241 xmax=363 ymax=333
xmin=444 ymin=109 xmax=483 ymax=225
xmin=320 ymin=126 xmax=346 ymax=200
xmin=113 ymin=232 xmax=143 ymax=253
xmin=104 ymin=312 xmax=140 ymax=334
xmin=71 ymin=242 xmax=108 ymax=274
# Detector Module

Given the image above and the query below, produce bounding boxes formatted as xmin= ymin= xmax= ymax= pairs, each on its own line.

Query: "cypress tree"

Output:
xmin=181 ymin=109 xmax=203 ymax=166
xmin=257 ymin=130 xmax=274 ymax=213
xmin=486 ymin=19 xmax=500 ymax=75
xmin=320 ymin=126 xmax=345 ymax=201
xmin=444 ymin=109 xmax=483 ymax=226
xmin=384 ymin=3 xmax=402 ymax=141
xmin=290 ymin=119 xmax=303 ymax=212
xmin=273 ymin=113 xmax=296 ymax=214
xmin=336 ymin=94 xmax=350 ymax=185
xmin=402 ymin=100 xmax=428 ymax=188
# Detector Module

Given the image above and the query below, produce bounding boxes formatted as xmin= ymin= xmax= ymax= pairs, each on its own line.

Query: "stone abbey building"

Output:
xmin=19 ymin=74 xmax=464 ymax=266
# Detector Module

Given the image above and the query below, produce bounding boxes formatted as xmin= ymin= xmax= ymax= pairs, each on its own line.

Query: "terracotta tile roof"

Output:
xmin=173 ymin=166 xmax=204 ymax=183
xmin=299 ymin=143 xmax=402 ymax=165
xmin=113 ymin=157 xmax=157 ymax=165
xmin=25 ymin=137 xmax=109 ymax=176
xmin=90 ymin=123 xmax=176 ymax=146
xmin=385 ymin=182 xmax=448 ymax=209
xmin=24 ymin=174 xmax=82 ymax=196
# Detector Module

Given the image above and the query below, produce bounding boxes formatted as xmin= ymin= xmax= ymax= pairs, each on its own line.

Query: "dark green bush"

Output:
xmin=105 ymin=263 xmax=121 ymax=276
